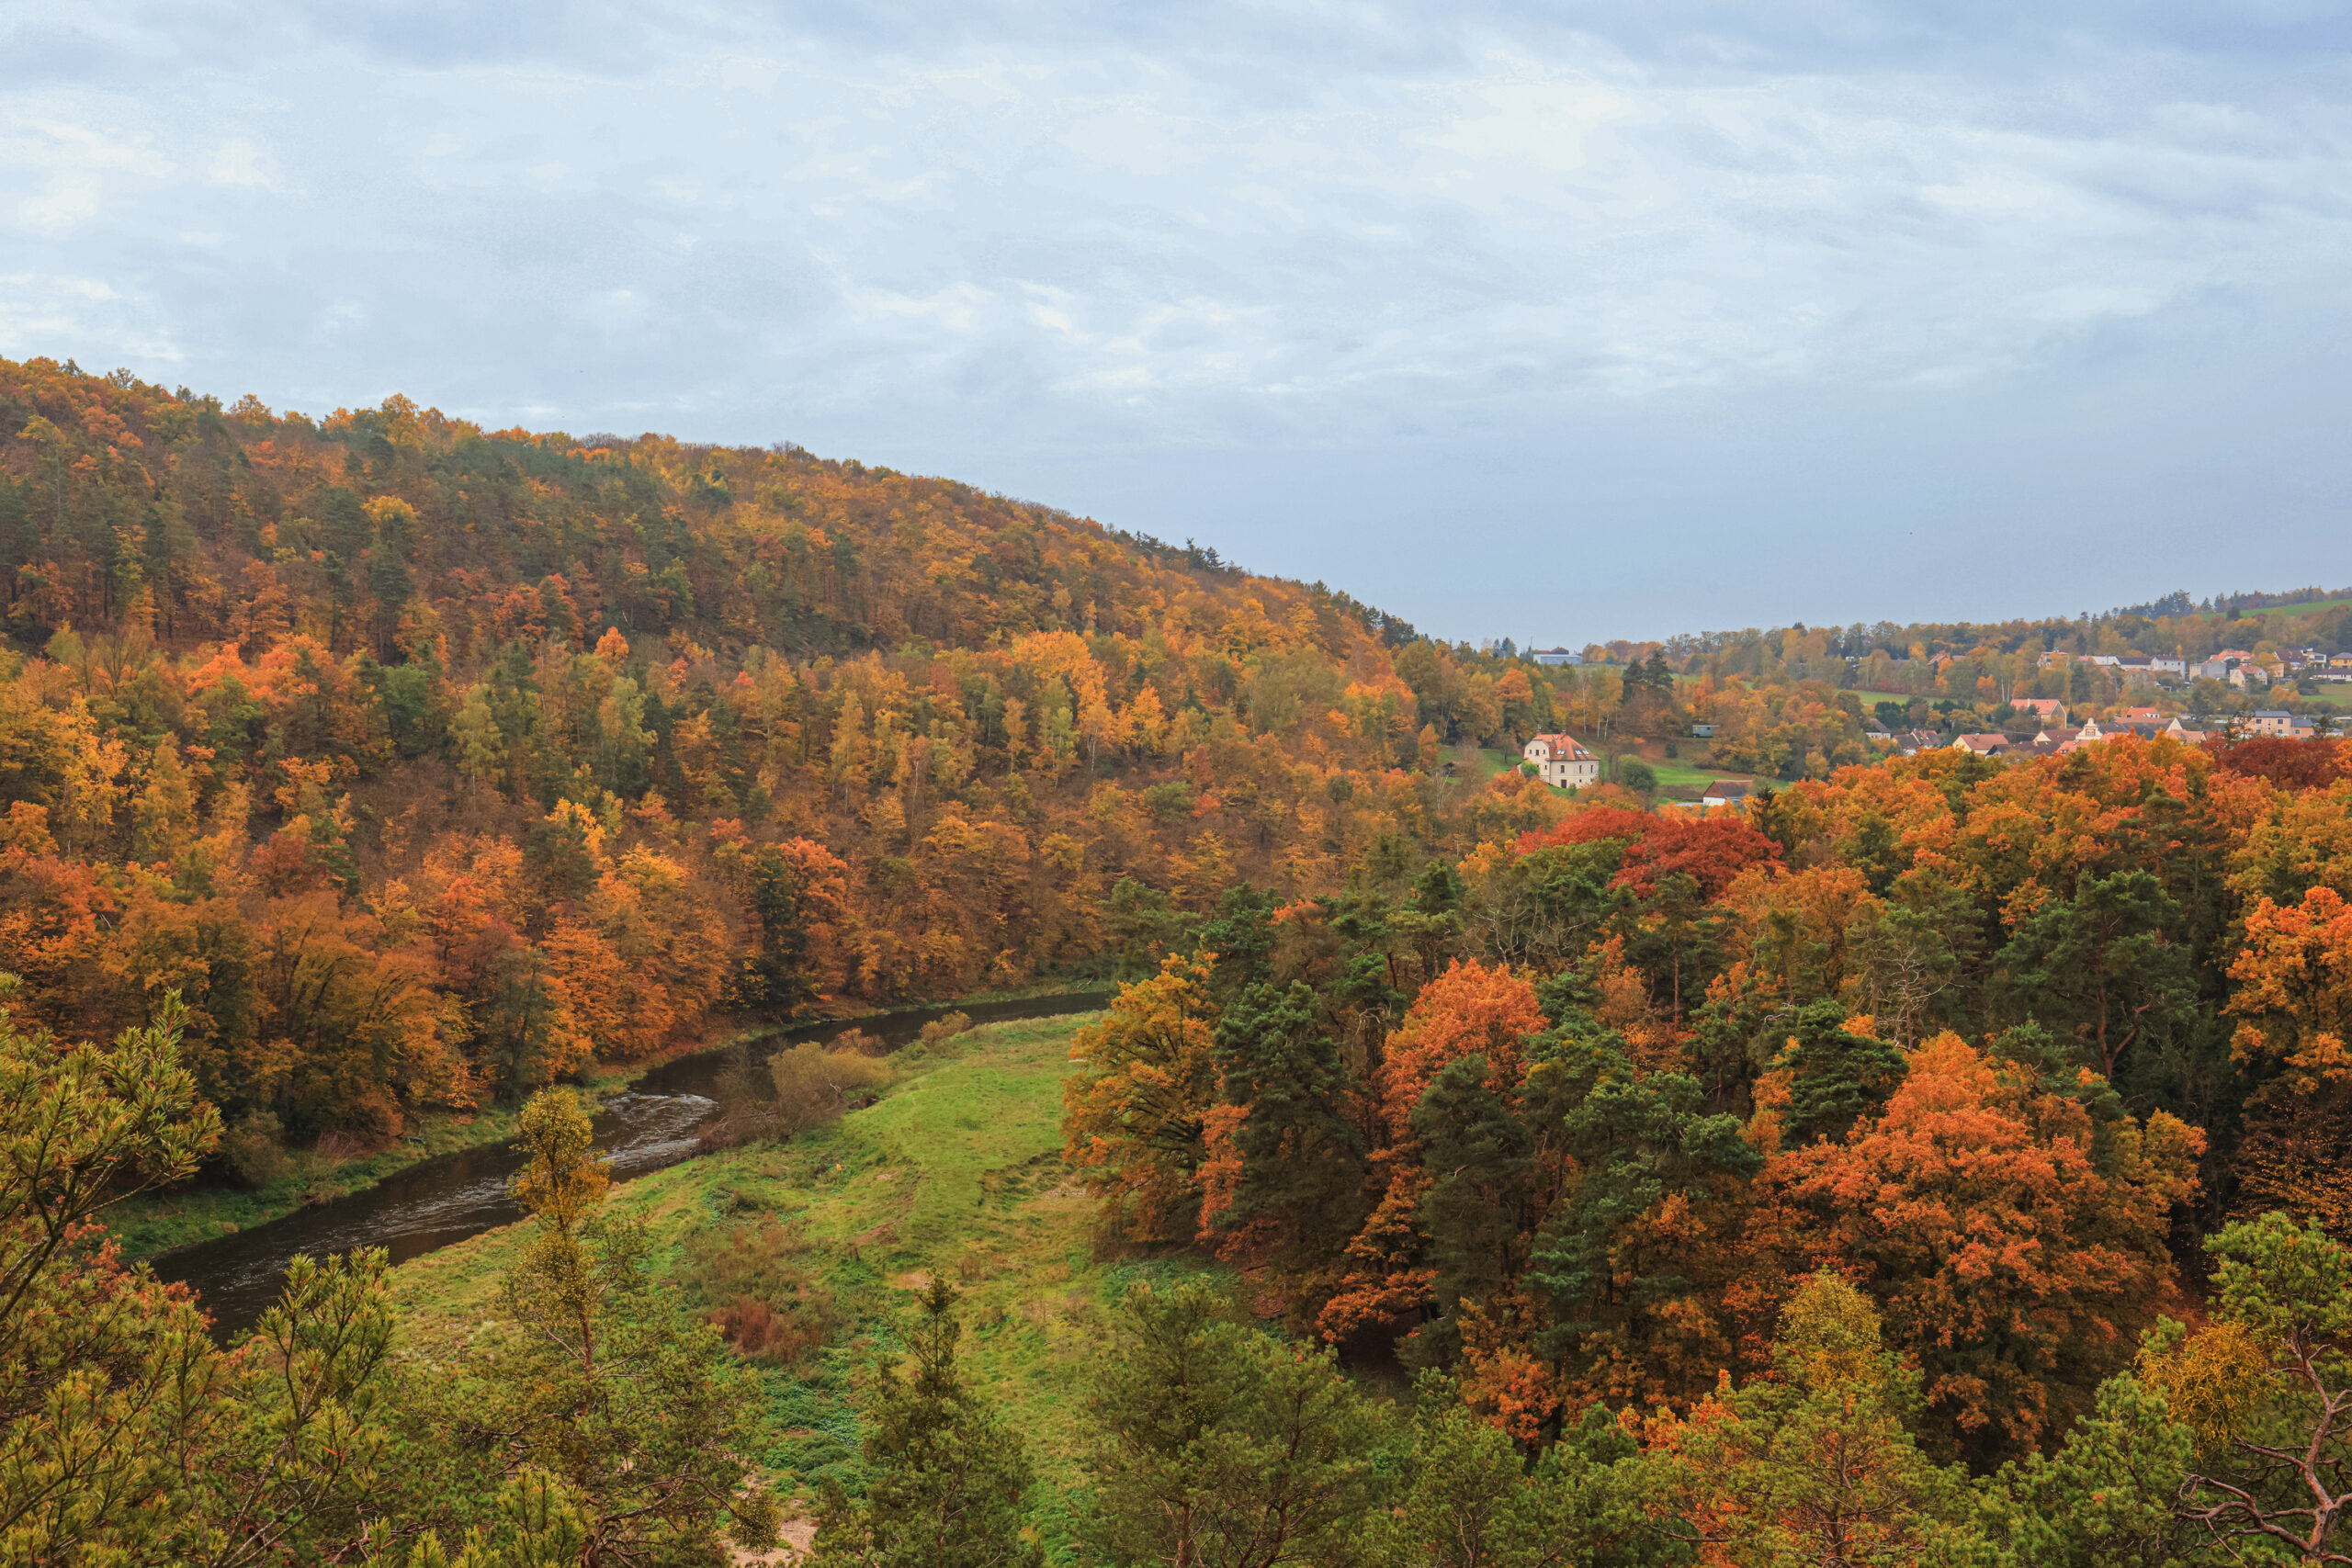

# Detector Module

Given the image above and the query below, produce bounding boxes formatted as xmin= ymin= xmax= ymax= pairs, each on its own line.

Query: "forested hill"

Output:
xmin=0 ymin=356 xmax=1580 ymax=1138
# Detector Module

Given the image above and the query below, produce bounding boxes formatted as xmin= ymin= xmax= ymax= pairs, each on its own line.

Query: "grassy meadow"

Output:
xmin=387 ymin=1012 xmax=1259 ymax=1545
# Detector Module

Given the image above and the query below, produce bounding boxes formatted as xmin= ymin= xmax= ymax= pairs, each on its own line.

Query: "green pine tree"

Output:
xmin=1080 ymin=1278 xmax=1380 ymax=1568
xmin=808 ymin=1278 xmax=1041 ymax=1568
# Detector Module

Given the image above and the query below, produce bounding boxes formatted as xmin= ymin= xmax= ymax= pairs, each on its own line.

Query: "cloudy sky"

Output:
xmin=6 ymin=2 xmax=2351 ymax=643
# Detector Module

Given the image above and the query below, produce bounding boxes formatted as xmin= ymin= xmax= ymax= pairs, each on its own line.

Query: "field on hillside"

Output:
xmin=389 ymin=1013 xmax=1277 ymax=1550
xmin=1646 ymin=757 xmax=1748 ymax=795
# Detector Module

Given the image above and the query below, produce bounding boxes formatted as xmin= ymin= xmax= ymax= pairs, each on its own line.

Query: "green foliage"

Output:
xmin=1360 ymin=1376 xmax=1670 ymax=1568
xmin=220 ymin=1108 xmax=291 ymax=1188
xmin=407 ymin=1088 xmax=779 ymax=1563
xmin=1524 ymin=1038 xmax=1760 ymax=1373
xmin=1980 ymin=1372 xmax=2218 ymax=1567
xmin=1998 ymin=870 xmax=2199 ymax=1083
xmin=2143 ymin=1213 xmax=2352 ymax=1562
xmin=808 ymin=1279 xmax=1042 ymax=1568
xmin=1208 ymin=981 xmax=1369 ymax=1276
xmin=1644 ymin=1274 xmax=1993 ymax=1567
xmin=1765 ymin=998 xmax=1909 ymax=1145
xmin=1403 ymin=1055 xmax=1536 ymax=1370
xmin=1079 ymin=1278 xmax=1382 ymax=1568
xmin=0 ymin=985 xmax=408 ymax=1567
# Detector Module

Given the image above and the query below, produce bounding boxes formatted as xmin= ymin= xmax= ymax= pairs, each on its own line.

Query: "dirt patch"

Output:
xmin=731 ymin=1515 xmax=816 ymax=1564
xmin=892 ymin=1269 xmax=933 ymax=1292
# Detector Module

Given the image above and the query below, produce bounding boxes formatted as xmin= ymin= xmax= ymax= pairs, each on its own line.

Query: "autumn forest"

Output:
xmin=6 ymin=355 xmax=2352 ymax=1566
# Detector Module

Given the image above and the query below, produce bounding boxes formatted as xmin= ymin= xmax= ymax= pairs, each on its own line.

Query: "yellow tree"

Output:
xmin=2226 ymin=886 xmax=2352 ymax=1235
xmin=1062 ymin=954 xmax=1220 ymax=1242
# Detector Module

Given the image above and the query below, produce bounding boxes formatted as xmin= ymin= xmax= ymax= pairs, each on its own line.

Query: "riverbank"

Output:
xmin=388 ymin=1007 xmax=1239 ymax=1546
xmin=116 ymin=981 xmax=1114 ymax=1263
xmin=110 ymin=1055 xmax=657 ymax=1261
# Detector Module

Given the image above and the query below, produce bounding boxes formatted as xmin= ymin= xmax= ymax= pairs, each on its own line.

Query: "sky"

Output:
xmin=5 ymin=2 xmax=2352 ymax=645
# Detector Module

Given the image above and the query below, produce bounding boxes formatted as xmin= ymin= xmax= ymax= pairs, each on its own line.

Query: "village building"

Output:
xmin=1522 ymin=732 xmax=1601 ymax=789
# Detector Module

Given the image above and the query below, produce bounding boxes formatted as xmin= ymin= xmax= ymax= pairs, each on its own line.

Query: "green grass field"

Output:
xmin=388 ymin=1013 xmax=1259 ymax=1547
xmin=1645 ymin=758 xmax=1748 ymax=796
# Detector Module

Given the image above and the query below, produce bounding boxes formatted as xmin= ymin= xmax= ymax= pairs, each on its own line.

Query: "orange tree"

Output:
xmin=1763 ymin=1033 xmax=2202 ymax=1464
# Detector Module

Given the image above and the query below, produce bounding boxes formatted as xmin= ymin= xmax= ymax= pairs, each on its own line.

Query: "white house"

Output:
xmin=1523 ymin=733 xmax=1601 ymax=789
xmin=1531 ymin=649 xmax=1583 ymax=667
xmin=1701 ymin=779 xmax=1753 ymax=807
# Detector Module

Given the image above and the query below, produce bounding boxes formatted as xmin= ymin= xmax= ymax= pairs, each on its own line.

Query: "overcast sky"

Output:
xmin=6 ymin=2 xmax=2352 ymax=643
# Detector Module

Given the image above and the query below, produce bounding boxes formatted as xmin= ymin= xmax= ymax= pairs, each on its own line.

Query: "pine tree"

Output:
xmin=1080 ymin=1278 xmax=1379 ymax=1568
xmin=1764 ymin=999 xmax=1908 ymax=1146
xmin=1643 ymin=1272 xmax=1993 ymax=1567
xmin=1205 ymin=980 xmax=1368 ymax=1280
xmin=808 ymin=1279 xmax=1041 ymax=1568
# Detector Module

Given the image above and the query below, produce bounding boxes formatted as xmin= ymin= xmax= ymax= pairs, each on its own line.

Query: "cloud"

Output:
xmin=206 ymin=137 xmax=278 ymax=189
xmin=2 ymin=1 xmax=2350 ymax=635
xmin=1 ymin=118 xmax=173 ymax=235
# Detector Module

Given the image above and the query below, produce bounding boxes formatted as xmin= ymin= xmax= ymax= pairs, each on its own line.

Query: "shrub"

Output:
xmin=1617 ymin=757 xmax=1657 ymax=794
xmin=768 ymin=1043 xmax=891 ymax=1134
xmin=221 ymin=1111 xmax=289 ymax=1189
xmin=699 ymin=1042 xmax=781 ymax=1150
xmin=918 ymin=1010 xmax=973 ymax=1046
xmin=680 ymin=1215 xmax=837 ymax=1363
xmin=830 ymin=1027 xmax=886 ymax=1057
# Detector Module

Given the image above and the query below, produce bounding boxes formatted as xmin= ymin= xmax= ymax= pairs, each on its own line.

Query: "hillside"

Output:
xmin=0 ymin=356 xmax=1587 ymax=1153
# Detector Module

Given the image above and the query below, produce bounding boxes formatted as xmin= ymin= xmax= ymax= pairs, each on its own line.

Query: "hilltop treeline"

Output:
xmin=1628 ymin=588 xmax=2352 ymax=698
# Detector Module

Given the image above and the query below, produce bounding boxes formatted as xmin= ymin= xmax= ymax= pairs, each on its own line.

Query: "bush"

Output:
xmin=768 ymin=1043 xmax=892 ymax=1134
xmin=1141 ymin=781 xmax=1196 ymax=822
xmin=679 ymin=1215 xmax=837 ymax=1364
xmin=830 ymin=1027 xmax=886 ymax=1057
xmin=221 ymin=1111 xmax=289 ymax=1189
xmin=918 ymin=1010 xmax=973 ymax=1046
xmin=1617 ymin=757 xmax=1657 ymax=794
xmin=699 ymin=1043 xmax=779 ymax=1150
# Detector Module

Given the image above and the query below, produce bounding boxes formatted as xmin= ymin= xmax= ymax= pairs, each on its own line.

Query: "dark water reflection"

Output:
xmin=153 ymin=992 xmax=1108 ymax=1337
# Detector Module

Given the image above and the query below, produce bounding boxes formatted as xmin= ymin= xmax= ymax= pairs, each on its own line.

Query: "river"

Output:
xmin=153 ymin=991 xmax=1110 ymax=1337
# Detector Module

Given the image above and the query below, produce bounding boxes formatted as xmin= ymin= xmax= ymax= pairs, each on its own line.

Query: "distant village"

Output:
xmin=1505 ymin=637 xmax=2345 ymax=813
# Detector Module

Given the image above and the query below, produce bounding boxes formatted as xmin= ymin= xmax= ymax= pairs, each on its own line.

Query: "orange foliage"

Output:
xmin=1765 ymin=1033 xmax=2202 ymax=1455
xmin=1516 ymin=807 xmax=1781 ymax=898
